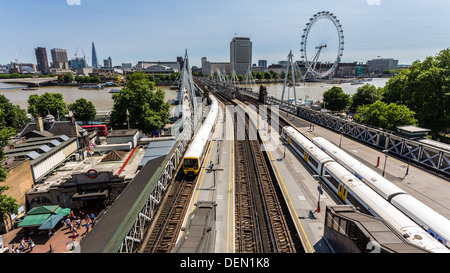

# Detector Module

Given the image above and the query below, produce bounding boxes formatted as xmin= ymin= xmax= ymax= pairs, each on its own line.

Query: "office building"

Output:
xmin=258 ymin=60 xmax=267 ymax=70
xmin=230 ymin=37 xmax=252 ymax=75
xmin=50 ymin=48 xmax=69 ymax=69
xmin=69 ymin=57 xmax=86 ymax=69
xmin=92 ymin=42 xmax=99 ymax=69
xmin=103 ymin=56 xmax=112 ymax=68
xmin=366 ymin=58 xmax=398 ymax=73
xmin=35 ymin=47 xmax=50 ymax=74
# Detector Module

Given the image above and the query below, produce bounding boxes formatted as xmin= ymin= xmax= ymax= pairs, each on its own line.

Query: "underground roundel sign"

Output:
xmin=86 ymin=169 xmax=99 ymax=179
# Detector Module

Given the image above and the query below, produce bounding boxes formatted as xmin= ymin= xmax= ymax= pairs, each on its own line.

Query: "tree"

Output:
xmin=0 ymin=126 xmax=15 ymax=182
xmin=351 ymin=84 xmax=384 ymax=110
xmin=64 ymin=73 xmax=74 ymax=83
xmin=383 ymin=48 xmax=450 ymax=138
xmin=68 ymin=98 xmax=97 ymax=124
xmin=322 ymin=86 xmax=350 ymax=112
xmin=0 ymin=94 xmax=28 ymax=129
xmin=109 ymin=72 xmax=170 ymax=134
xmin=27 ymin=92 xmax=68 ymax=118
xmin=90 ymin=75 xmax=101 ymax=83
xmin=0 ymin=186 xmax=20 ymax=224
xmin=354 ymin=100 xmax=418 ymax=131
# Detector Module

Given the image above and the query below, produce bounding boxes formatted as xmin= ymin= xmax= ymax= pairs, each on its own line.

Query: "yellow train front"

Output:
xmin=183 ymin=157 xmax=200 ymax=175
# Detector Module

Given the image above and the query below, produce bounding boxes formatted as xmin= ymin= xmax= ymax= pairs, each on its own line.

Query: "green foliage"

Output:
xmin=351 ymin=84 xmax=384 ymax=110
xmin=68 ymin=98 xmax=97 ymax=124
xmin=0 ymin=127 xmax=15 ymax=182
xmin=90 ymin=75 xmax=101 ymax=83
xmin=64 ymin=73 xmax=74 ymax=83
xmin=0 ymin=94 xmax=28 ymax=129
xmin=0 ymin=186 xmax=20 ymax=222
xmin=382 ymin=48 xmax=450 ymax=138
xmin=109 ymin=72 xmax=170 ymax=134
xmin=354 ymin=100 xmax=418 ymax=131
xmin=322 ymin=86 xmax=350 ymax=112
xmin=27 ymin=92 xmax=68 ymax=118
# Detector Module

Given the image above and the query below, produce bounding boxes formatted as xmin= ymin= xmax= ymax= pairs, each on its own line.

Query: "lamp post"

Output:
xmin=382 ymin=149 xmax=389 ymax=177
xmin=312 ymin=174 xmax=330 ymax=213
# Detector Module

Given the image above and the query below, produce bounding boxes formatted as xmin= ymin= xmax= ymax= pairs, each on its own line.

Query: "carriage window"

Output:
xmin=184 ymin=159 xmax=198 ymax=169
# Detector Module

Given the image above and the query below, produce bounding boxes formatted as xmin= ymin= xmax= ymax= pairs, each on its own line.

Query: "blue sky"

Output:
xmin=0 ymin=0 xmax=449 ymax=67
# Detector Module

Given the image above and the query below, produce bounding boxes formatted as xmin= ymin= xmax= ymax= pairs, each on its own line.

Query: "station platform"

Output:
xmin=233 ymin=100 xmax=336 ymax=253
xmin=278 ymin=110 xmax=450 ymax=220
xmin=177 ymin=99 xmax=236 ymax=253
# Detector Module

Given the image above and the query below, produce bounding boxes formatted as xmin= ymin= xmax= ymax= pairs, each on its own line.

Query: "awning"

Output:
xmin=27 ymin=205 xmax=59 ymax=215
xmin=38 ymin=214 xmax=65 ymax=230
xmin=54 ymin=207 xmax=71 ymax=216
xmin=18 ymin=213 xmax=52 ymax=227
xmin=17 ymin=205 xmax=71 ymax=228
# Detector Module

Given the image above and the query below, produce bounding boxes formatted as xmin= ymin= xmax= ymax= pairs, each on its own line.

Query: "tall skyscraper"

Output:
xmin=50 ymin=48 xmax=69 ymax=69
xmin=35 ymin=47 xmax=50 ymax=73
xmin=92 ymin=42 xmax=99 ymax=69
xmin=230 ymin=37 xmax=252 ymax=75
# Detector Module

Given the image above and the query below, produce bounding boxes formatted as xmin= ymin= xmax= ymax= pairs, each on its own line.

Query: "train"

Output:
xmin=311 ymin=136 xmax=450 ymax=248
xmin=281 ymin=126 xmax=450 ymax=253
xmin=183 ymin=95 xmax=219 ymax=175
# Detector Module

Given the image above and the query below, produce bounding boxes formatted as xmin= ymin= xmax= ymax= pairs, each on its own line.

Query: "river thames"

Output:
xmin=0 ymin=77 xmax=388 ymax=113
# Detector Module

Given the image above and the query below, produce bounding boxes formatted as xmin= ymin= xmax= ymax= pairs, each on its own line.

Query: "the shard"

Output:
xmin=92 ymin=42 xmax=98 ymax=69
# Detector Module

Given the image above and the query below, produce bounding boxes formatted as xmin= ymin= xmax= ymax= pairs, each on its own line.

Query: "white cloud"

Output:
xmin=66 ymin=0 xmax=81 ymax=6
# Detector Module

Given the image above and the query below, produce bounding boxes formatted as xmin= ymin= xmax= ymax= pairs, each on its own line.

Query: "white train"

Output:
xmin=281 ymin=126 xmax=450 ymax=253
xmin=311 ymin=136 xmax=450 ymax=248
xmin=183 ymin=95 xmax=219 ymax=175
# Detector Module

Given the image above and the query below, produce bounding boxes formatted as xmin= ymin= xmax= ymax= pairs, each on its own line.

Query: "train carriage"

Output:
xmin=281 ymin=126 xmax=450 ymax=252
xmin=312 ymin=136 xmax=450 ymax=248
xmin=183 ymin=95 xmax=218 ymax=175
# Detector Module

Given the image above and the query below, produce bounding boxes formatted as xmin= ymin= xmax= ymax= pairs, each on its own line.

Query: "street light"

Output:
xmin=312 ymin=174 xmax=330 ymax=213
xmin=382 ymin=149 xmax=389 ymax=177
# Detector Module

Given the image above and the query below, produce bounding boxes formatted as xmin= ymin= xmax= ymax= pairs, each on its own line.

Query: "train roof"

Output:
xmin=312 ymin=136 xmax=407 ymax=200
xmin=283 ymin=126 xmax=333 ymax=163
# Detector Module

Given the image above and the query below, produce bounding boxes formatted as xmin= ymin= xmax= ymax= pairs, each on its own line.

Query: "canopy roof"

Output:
xmin=38 ymin=214 xmax=65 ymax=230
xmin=18 ymin=213 xmax=52 ymax=227
xmin=27 ymin=205 xmax=59 ymax=215
xmin=17 ymin=205 xmax=71 ymax=228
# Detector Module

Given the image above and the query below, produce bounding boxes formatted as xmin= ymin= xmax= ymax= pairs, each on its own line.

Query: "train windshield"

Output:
xmin=184 ymin=158 xmax=198 ymax=169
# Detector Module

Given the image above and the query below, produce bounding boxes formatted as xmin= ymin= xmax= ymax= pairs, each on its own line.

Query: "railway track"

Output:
xmin=214 ymin=89 xmax=298 ymax=253
xmin=143 ymin=172 xmax=198 ymax=253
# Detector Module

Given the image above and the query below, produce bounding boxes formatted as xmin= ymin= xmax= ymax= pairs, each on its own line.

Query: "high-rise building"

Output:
xmin=103 ymin=56 xmax=112 ymax=68
xmin=35 ymin=47 xmax=50 ymax=74
xmin=92 ymin=42 xmax=99 ymax=69
xmin=230 ymin=37 xmax=252 ymax=75
xmin=69 ymin=58 xmax=86 ymax=69
xmin=50 ymin=48 xmax=69 ymax=69
xmin=258 ymin=60 xmax=267 ymax=70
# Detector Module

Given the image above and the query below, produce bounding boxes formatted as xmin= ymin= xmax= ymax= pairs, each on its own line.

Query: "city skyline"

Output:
xmin=0 ymin=0 xmax=449 ymax=68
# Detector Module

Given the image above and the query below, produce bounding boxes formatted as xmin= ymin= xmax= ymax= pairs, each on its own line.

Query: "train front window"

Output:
xmin=184 ymin=159 xmax=198 ymax=169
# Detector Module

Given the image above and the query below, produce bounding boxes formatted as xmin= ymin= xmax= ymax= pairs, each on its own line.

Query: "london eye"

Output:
xmin=300 ymin=11 xmax=344 ymax=80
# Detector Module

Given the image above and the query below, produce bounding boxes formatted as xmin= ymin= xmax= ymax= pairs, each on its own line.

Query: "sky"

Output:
xmin=0 ymin=0 xmax=449 ymax=68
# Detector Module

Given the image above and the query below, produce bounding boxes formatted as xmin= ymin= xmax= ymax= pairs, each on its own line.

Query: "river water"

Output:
xmin=0 ymin=78 xmax=388 ymax=112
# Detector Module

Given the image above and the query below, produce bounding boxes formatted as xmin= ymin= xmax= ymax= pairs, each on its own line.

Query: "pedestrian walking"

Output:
xmin=84 ymin=222 xmax=90 ymax=234
xmin=29 ymin=239 xmax=35 ymax=252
